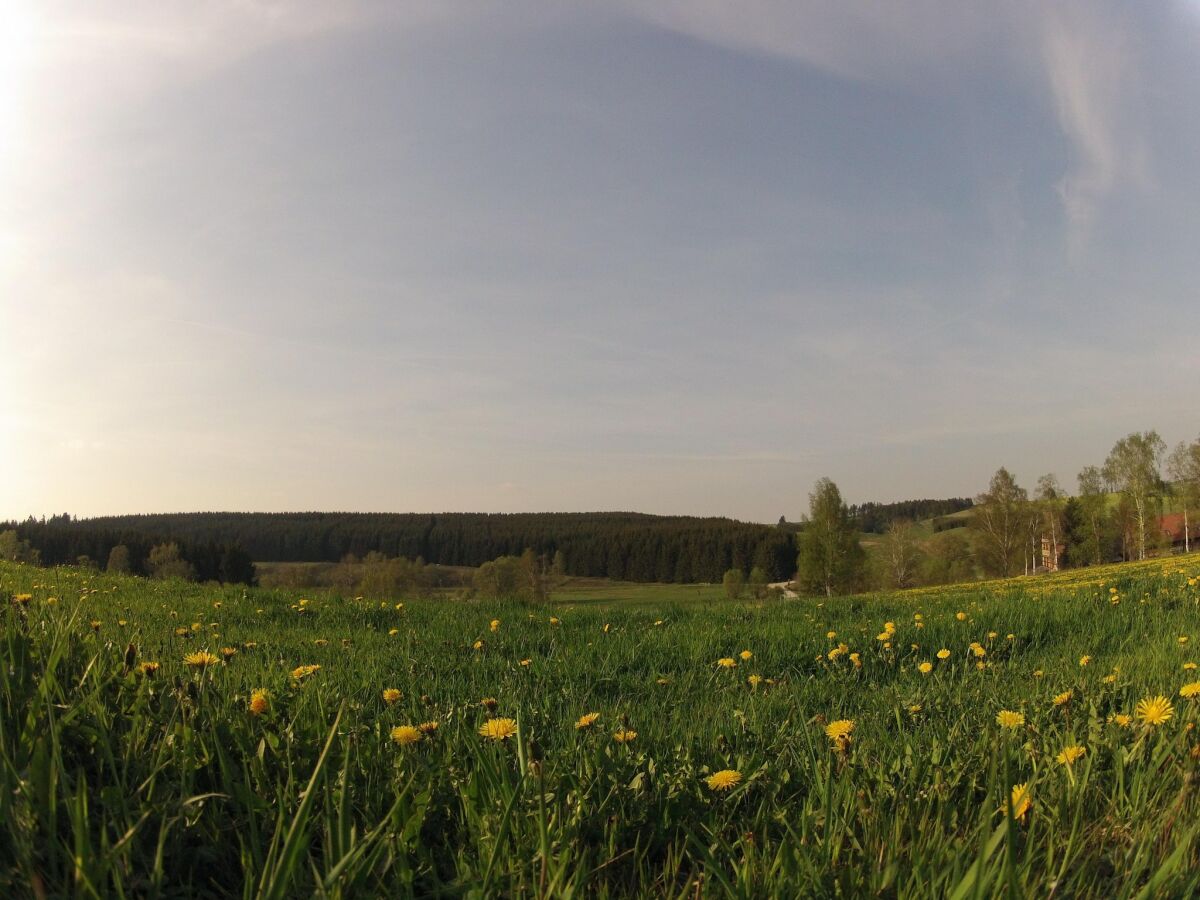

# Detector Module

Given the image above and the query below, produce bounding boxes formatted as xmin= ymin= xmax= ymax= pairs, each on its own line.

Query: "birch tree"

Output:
xmin=1102 ymin=431 xmax=1165 ymax=560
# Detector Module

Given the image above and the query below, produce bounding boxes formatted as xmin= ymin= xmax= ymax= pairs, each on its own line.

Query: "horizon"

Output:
xmin=3 ymin=2 xmax=1199 ymax=522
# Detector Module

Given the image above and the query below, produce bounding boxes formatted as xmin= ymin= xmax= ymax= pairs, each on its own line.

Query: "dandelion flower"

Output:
xmin=291 ymin=664 xmax=320 ymax=680
xmin=1056 ymin=745 xmax=1085 ymax=766
xmin=490 ymin=619 xmax=500 ymax=632
xmin=612 ymin=728 xmax=637 ymax=743
xmin=1112 ymin=713 xmax=1132 ymax=728
xmin=825 ymin=719 xmax=855 ymax=742
xmin=391 ymin=725 xmax=422 ymax=746
xmin=955 ymin=612 xmax=967 ymax=621
xmin=1180 ymin=682 xmax=1200 ymax=699
xmin=520 ymin=658 xmax=532 ymax=667
xmin=383 ymin=688 xmax=402 ymax=704
xmin=706 ymin=769 xmax=742 ymax=791
xmin=249 ymin=689 xmax=270 ymax=716
xmin=184 ymin=651 xmax=221 ymax=669
xmin=918 ymin=662 xmax=933 ymax=674
xmin=479 ymin=718 xmax=518 ymax=741
xmin=739 ymin=650 xmax=753 ymax=661
xmin=1052 ymin=691 xmax=1072 ymax=707
xmin=1079 ymin=655 xmax=1091 ymax=667
xmin=575 ymin=712 xmax=600 ymax=730
xmin=1006 ymin=783 xmax=1032 ymax=820
xmin=717 ymin=657 xmax=737 ymax=669
xmin=748 ymin=674 xmax=763 ymax=687
xmin=996 ymin=710 xmax=1025 ymax=729
xmin=1135 ymin=695 xmax=1174 ymax=727
xmin=481 ymin=697 xmax=498 ymax=712
xmin=137 ymin=661 xmax=160 ymax=676
xmin=220 ymin=647 xmax=238 ymax=661
xmin=418 ymin=721 xmax=439 ymax=734
xmin=937 ymin=649 xmax=951 ymax=660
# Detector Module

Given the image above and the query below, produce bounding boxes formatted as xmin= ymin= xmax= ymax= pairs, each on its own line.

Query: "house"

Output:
xmin=1159 ymin=513 xmax=1192 ymax=551
xmin=1040 ymin=535 xmax=1066 ymax=572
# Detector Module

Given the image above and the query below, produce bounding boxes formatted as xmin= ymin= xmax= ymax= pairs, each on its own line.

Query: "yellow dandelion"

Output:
xmin=490 ymin=619 xmax=500 ymax=632
xmin=1111 ymin=713 xmax=1132 ymax=728
xmin=1079 ymin=655 xmax=1091 ymax=667
xmin=995 ymin=710 xmax=1025 ymax=729
xmin=918 ymin=661 xmax=933 ymax=674
xmin=575 ymin=712 xmax=600 ymax=730
xmin=955 ymin=611 xmax=966 ymax=621
xmin=388 ymin=628 xmax=399 ymax=636
xmin=1186 ymin=662 xmax=1198 ymax=671
xmin=748 ymin=674 xmax=763 ymax=687
xmin=825 ymin=719 xmax=855 ymax=742
xmin=826 ymin=630 xmax=837 ymax=639
xmin=291 ymin=664 xmax=321 ymax=680
xmin=937 ymin=648 xmax=951 ymax=660
xmin=520 ymin=659 xmax=532 ymax=667
xmin=137 ymin=661 xmax=160 ymax=676
xmin=705 ymin=769 xmax=743 ymax=791
xmin=1006 ymin=782 xmax=1032 ymax=820
xmin=249 ymin=689 xmax=270 ymax=716
xmin=383 ymin=688 xmax=402 ymax=704
xmin=717 ymin=657 xmax=737 ymax=669
xmin=481 ymin=697 xmax=498 ymax=711
xmin=391 ymin=725 xmax=422 ymax=746
xmin=220 ymin=647 xmax=238 ymax=661
xmin=1179 ymin=682 xmax=1200 ymax=699
xmin=1056 ymin=745 xmax=1085 ymax=766
xmin=1135 ymin=695 xmax=1174 ymax=727
xmin=612 ymin=728 xmax=638 ymax=743
xmin=472 ymin=640 xmax=483 ymax=651
xmin=417 ymin=721 xmax=439 ymax=735
xmin=739 ymin=650 xmax=753 ymax=661
xmin=479 ymin=718 xmax=518 ymax=741
xmin=1052 ymin=690 xmax=1072 ymax=707
xmin=184 ymin=651 xmax=221 ymax=669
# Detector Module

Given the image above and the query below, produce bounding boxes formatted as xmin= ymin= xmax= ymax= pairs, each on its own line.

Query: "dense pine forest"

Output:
xmin=7 ymin=512 xmax=798 ymax=584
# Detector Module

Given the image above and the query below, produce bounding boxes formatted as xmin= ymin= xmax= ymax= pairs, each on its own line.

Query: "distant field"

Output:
xmin=4 ymin=554 xmax=1200 ymax=896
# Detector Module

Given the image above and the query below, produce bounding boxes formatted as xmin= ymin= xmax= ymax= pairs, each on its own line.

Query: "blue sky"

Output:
xmin=2 ymin=1 xmax=1198 ymax=522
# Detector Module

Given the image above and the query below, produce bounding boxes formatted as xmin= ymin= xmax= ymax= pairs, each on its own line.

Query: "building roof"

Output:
xmin=1160 ymin=513 xmax=1189 ymax=542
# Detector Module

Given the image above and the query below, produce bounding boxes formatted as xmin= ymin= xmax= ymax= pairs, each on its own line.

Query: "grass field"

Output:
xmin=4 ymin=555 xmax=1200 ymax=897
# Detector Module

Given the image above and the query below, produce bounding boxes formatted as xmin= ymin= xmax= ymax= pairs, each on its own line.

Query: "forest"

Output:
xmin=5 ymin=511 xmax=798 ymax=584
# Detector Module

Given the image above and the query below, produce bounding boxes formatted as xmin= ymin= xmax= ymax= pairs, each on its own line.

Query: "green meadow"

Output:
xmin=4 ymin=555 xmax=1200 ymax=897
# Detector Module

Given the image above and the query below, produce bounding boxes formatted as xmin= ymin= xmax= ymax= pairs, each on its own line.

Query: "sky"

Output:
xmin=2 ymin=1 xmax=1199 ymax=524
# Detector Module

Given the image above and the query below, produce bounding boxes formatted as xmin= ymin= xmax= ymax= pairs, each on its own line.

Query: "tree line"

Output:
xmin=786 ymin=429 xmax=1200 ymax=596
xmin=2 ymin=515 xmax=256 ymax=585
xmin=42 ymin=511 xmax=799 ymax=584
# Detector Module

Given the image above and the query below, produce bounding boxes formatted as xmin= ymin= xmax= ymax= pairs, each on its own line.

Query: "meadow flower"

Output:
xmin=825 ymin=719 xmax=855 ymax=742
xmin=388 ymin=628 xmax=399 ymax=636
xmin=1186 ymin=662 xmax=1198 ymax=671
xmin=717 ymin=657 xmax=737 ymax=669
xmin=479 ymin=718 xmax=518 ymax=741
xmin=549 ymin=617 xmax=560 ymax=625
xmin=1135 ymin=695 xmax=1174 ymax=727
xmin=481 ymin=697 xmax=498 ymax=712
xmin=706 ymin=769 xmax=742 ymax=791
xmin=1111 ymin=713 xmax=1132 ymax=728
xmin=1179 ymin=682 xmax=1200 ymax=699
xmin=184 ymin=651 xmax=221 ymax=669
xmin=520 ymin=659 xmax=532 ymax=667
xmin=291 ymin=664 xmax=320 ymax=680
xmin=383 ymin=688 xmax=402 ymax=704
xmin=826 ymin=631 xmax=837 ymax=639
xmin=137 ymin=661 xmax=160 ymax=676
xmin=937 ymin=649 xmax=951 ymax=660
xmin=473 ymin=640 xmax=483 ymax=651
xmin=249 ymin=689 xmax=269 ymax=716
xmin=1006 ymin=783 xmax=1032 ymax=820
xmin=918 ymin=662 xmax=933 ymax=674
xmin=391 ymin=725 xmax=422 ymax=746
xmin=612 ymin=728 xmax=637 ymax=743
xmin=490 ymin=619 xmax=500 ymax=632
xmin=955 ymin=612 xmax=966 ymax=621
xmin=417 ymin=721 xmax=439 ymax=734
xmin=1052 ymin=690 xmax=1072 ymax=707
xmin=220 ymin=647 xmax=238 ymax=661
xmin=995 ymin=710 xmax=1025 ymax=729
xmin=1079 ymin=655 xmax=1091 ymax=667
xmin=575 ymin=712 xmax=600 ymax=729
xmin=1056 ymin=744 xmax=1085 ymax=766
xmin=739 ymin=650 xmax=753 ymax=661
xmin=748 ymin=674 xmax=763 ymax=687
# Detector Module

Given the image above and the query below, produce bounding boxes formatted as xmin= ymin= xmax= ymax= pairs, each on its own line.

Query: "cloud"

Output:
xmin=617 ymin=1 xmax=1149 ymax=253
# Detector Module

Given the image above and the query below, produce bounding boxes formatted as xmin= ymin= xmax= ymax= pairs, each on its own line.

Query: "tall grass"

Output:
xmin=2 ymin=555 xmax=1200 ymax=897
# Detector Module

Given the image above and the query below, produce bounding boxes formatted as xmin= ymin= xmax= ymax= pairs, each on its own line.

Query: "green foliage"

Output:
xmin=797 ymin=478 xmax=864 ymax=596
xmin=721 ymin=568 xmax=745 ymax=599
xmin=4 ymin=555 xmax=1200 ymax=896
